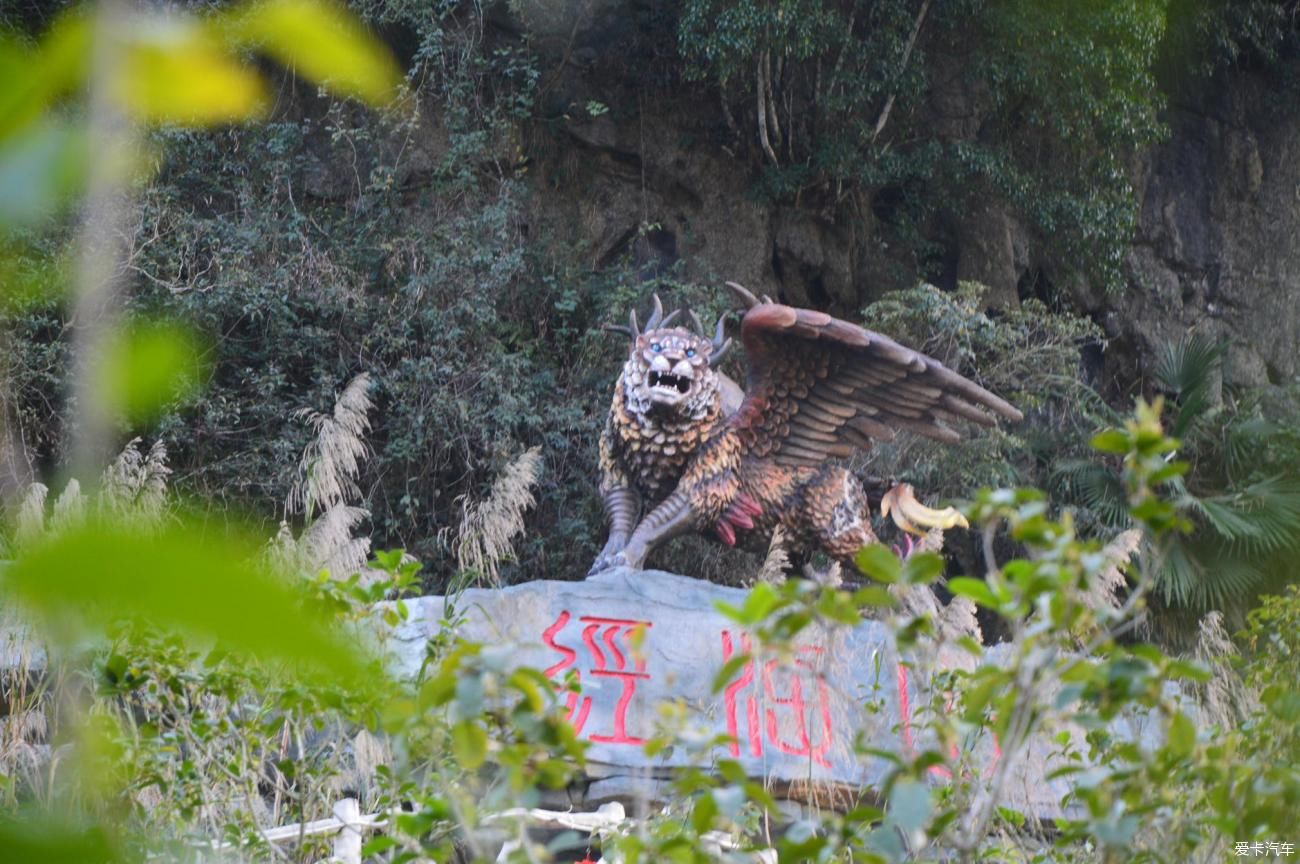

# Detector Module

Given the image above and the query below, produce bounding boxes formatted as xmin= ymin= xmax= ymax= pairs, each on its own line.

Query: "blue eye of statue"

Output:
xmin=686 ymin=348 xmax=696 ymax=357
xmin=651 ymin=343 xmax=661 ymax=352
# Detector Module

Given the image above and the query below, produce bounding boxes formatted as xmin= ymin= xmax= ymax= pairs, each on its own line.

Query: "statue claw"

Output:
xmin=891 ymin=534 xmax=916 ymax=560
xmin=880 ymin=483 xmax=968 ymax=536
xmin=587 ymin=543 xmax=647 ymax=577
xmin=589 ymin=535 xmax=627 ymax=577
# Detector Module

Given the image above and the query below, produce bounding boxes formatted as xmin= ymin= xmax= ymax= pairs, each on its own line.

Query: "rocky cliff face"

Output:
xmin=1110 ymin=74 xmax=1300 ymax=390
xmin=296 ymin=12 xmax=1297 ymax=397
xmin=516 ymin=33 xmax=1298 ymax=396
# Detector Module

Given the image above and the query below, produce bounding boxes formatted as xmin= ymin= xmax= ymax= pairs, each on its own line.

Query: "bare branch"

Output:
xmin=756 ymin=52 xmax=779 ymax=165
xmin=872 ymin=0 xmax=932 ymax=143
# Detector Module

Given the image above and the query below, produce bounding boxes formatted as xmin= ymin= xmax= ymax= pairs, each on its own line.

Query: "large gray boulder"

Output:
xmin=382 ymin=568 xmax=1181 ymax=819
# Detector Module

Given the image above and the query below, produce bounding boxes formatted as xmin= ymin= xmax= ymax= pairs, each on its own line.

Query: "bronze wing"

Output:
xmin=726 ymin=283 xmax=1023 ymax=468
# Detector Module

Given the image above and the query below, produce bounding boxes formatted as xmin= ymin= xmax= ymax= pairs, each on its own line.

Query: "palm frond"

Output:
xmin=1051 ymin=458 xmax=1129 ymax=528
xmin=1135 ymin=340 xmax=1300 ymax=617
xmin=1156 ymin=535 xmax=1268 ymax=611
xmin=1186 ymin=477 xmax=1300 ymax=556
xmin=1183 ymin=495 xmax=1264 ymax=544
xmin=1153 ymin=334 xmax=1224 ymax=398
xmin=1153 ymin=335 xmax=1225 ymax=438
xmin=1223 ymin=414 xmax=1287 ymax=477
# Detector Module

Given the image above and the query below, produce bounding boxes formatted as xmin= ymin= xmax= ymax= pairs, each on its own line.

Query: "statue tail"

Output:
xmin=880 ymin=483 xmax=968 ymax=536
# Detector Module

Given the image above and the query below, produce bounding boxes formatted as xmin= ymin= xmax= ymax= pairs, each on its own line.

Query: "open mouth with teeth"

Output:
xmin=649 ymin=370 xmax=692 ymax=394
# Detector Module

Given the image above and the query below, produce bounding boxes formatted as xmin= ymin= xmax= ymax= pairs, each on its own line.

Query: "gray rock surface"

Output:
xmin=382 ymin=567 xmax=1184 ymax=819
xmin=0 ymin=612 xmax=45 ymax=672
xmin=1111 ymin=82 xmax=1300 ymax=390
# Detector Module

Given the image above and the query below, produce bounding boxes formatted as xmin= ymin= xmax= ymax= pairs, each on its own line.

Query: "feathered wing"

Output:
xmin=728 ymin=299 xmax=1023 ymax=468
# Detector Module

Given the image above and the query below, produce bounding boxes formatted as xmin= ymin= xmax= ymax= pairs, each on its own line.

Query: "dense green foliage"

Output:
xmin=859 ymin=282 xmax=1108 ymax=495
xmin=2 ymin=0 xmax=1298 ymax=590
xmin=1164 ymin=0 xmax=1300 ymax=78
xmin=5 ymin=399 xmax=1299 ymax=862
xmin=1058 ymin=337 xmax=1300 ymax=615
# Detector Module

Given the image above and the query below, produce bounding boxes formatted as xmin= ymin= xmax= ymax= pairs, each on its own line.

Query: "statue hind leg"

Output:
xmin=795 ymin=470 xmax=966 ymax=577
xmin=794 ymin=467 xmax=881 ymax=573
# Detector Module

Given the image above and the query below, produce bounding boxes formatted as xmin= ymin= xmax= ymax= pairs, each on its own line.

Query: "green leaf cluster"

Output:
xmin=1067 ymin=337 xmax=1300 ymax=613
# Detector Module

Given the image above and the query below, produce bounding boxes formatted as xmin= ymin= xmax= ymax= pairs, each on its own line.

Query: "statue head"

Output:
xmin=606 ymin=295 xmax=731 ymax=417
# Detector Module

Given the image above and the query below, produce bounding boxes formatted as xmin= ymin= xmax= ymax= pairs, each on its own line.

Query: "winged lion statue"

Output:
xmin=590 ymin=282 xmax=1022 ymax=578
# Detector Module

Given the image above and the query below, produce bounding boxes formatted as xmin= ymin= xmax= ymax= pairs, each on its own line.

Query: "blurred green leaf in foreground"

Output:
xmin=3 ymin=514 xmax=378 ymax=690
xmin=0 ymin=5 xmax=404 ymax=858
xmin=220 ymin=0 xmax=402 ymax=106
xmin=95 ymin=318 xmax=209 ymax=427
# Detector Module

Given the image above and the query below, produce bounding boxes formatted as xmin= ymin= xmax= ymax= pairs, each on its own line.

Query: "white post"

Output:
xmin=331 ymin=797 xmax=363 ymax=864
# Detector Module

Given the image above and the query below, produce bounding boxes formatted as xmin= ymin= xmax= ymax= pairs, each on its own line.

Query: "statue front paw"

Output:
xmin=586 ymin=541 xmax=647 ymax=577
xmin=588 ymin=535 xmax=628 ymax=577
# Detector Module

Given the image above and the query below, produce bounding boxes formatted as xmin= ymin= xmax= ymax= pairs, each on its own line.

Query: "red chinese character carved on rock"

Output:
xmin=895 ymin=663 xmax=1001 ymax=778
xmin=542 ymin=611 xmax=652 ymax=746
xmin=720 ymin=630 xmax=834 ymax=767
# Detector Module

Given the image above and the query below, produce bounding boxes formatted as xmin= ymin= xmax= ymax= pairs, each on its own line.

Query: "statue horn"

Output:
xmin=644 ymin=294 xmax=665 ymax=331
xmin=725 ymin=281 xmax=761 ymax=309
xmin=660 ymin=309 xmax=682 ymax=328
xmin=687 ymin=310 xmax=705 ymax=334
xmin=709 ymin=313 xmax=732 ymax=363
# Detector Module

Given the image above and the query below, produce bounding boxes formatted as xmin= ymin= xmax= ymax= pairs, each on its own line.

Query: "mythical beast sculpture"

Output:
xmin=589 ymin=283 xmax=1023 ymax=577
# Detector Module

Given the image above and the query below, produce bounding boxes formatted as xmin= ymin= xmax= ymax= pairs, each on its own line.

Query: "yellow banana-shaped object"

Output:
xmin=880 ymin=483 xmax=969 ymax=536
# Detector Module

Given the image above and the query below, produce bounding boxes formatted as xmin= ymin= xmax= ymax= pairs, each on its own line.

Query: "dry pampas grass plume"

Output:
xmin=14 ymin=482 xmax=47 ymax=549
xmin=288 ymin=373 xmax=373 ymax=519
xmin=455 ymin=447 xmax=543 ymax=586
xmin=755 ymin=527 xmax=791 ymax=584
xmin=102 ymin=438 xmax=171 ymax=525
xmin=10 ymin=442 xmax=162 ymax=555
xmin=280 ymin=373 xmax=376 ymax=578
xmin=1088 ymin=529 xmax=1141 ymax=613
xmin=1193 ymin=610 xmax=1254 ymax=730
xmin=298 ymin=504 xmax=372 ymax=579
xmin=888 ymin=528 xmax=983 ymax=643
xmin=50 ymin=479 xmax=84 ymax=534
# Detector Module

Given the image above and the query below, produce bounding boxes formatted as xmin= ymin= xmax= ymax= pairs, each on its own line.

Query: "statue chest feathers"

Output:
xmin=610 ymin=385 xmax=721 ymax=503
